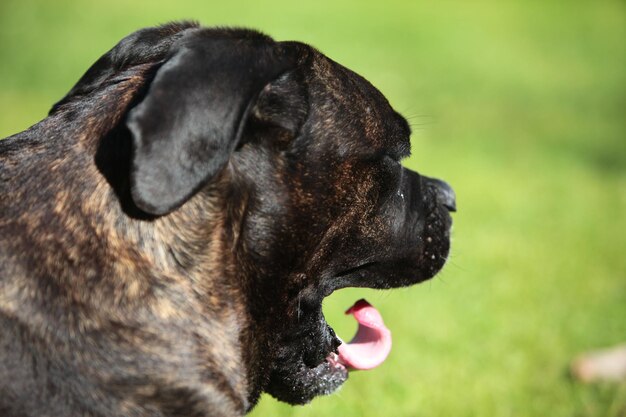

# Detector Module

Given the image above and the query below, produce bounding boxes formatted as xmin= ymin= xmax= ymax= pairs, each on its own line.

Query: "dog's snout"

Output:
xmin=425 ymin=177 xmax=456 ymax=212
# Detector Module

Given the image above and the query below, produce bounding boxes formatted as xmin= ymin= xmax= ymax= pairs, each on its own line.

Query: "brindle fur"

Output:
xmin=0 ymin=22 xmax=454 ymax=416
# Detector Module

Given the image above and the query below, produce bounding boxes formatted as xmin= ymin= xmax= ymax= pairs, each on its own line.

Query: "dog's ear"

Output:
xmin=126 ymin=32 xmax=306 ymax=215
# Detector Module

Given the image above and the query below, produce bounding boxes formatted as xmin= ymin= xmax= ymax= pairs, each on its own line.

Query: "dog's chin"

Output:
xmin=266 ymin=354 xmax=348 ymax=405
xmin=265 ymin=310 xmax=348 ymax=405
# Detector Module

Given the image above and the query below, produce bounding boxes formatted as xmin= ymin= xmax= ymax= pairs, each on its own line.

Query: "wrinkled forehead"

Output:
xmin=304 ymin=51 xmax=411 ymax=159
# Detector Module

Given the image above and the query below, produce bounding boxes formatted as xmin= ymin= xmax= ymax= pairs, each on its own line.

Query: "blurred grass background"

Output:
xmin=1 ymin=0 xmax=625 ymax=416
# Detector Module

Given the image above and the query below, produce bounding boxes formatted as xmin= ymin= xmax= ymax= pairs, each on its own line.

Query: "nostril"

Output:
xmin=427 ymin=178 xmax=456 ymax=212
xmin=440 ymin=192 xmax=456 ymax=212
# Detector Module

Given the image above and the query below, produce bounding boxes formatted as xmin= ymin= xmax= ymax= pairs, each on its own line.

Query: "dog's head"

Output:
xmin=53 ymin=22 xmax=455 ymax=408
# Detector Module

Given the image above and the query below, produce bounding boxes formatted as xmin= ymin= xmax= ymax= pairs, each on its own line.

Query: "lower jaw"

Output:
xmin=267 ymin=357 xmax=348 ymax=405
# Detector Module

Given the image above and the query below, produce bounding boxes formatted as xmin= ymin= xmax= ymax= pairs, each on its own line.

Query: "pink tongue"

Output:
xmin=337 ymin=299 xmax=392 ymax=370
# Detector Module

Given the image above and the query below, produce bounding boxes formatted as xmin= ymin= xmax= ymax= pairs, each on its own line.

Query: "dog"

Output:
xmin=0 ymin=21 xmax=456 ymax=416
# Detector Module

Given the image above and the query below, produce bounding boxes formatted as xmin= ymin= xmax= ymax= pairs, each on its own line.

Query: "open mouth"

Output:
xmin=268 ymin=240 xmax=451 ymax=404
xmin=266 ymin=298 xmax=393 ymax=405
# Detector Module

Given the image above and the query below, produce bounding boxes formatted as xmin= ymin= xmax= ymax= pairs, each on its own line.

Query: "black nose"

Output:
xmin=427 ymin=178 xmax=456 ymax=212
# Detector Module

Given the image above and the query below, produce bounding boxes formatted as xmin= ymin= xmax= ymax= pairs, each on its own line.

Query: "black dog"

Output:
xmin=0 ymin=22 xmax=455 ymax=416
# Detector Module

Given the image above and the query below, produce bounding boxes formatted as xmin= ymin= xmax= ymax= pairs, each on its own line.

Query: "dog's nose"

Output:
xmin=427 ymin=178 xmax=456 ymax=212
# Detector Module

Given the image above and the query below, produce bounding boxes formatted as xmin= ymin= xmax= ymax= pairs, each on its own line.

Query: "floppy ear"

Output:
xmin=126 ymin=31 xmax=304 ymax=215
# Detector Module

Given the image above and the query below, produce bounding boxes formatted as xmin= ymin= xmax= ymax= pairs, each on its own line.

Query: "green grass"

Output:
xmin=1 ymin=1 xmax=625 ymax=416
